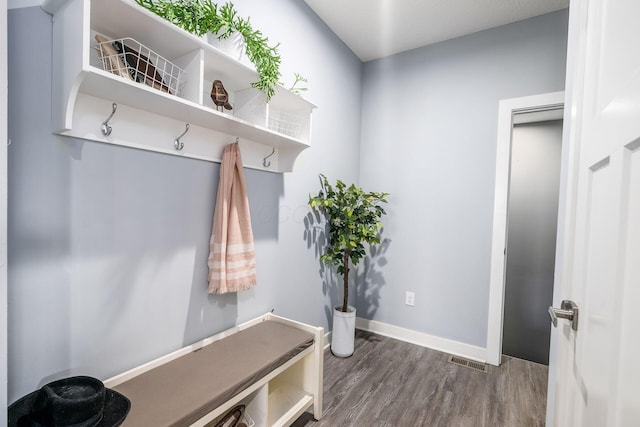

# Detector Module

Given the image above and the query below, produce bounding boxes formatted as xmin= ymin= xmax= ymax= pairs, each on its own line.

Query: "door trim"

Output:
xmin=486 ymin=91 xmax=565 ymax=366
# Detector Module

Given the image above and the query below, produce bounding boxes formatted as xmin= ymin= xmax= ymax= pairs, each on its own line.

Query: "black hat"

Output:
xmin=8 ymin=376 xmax=130 ymax=427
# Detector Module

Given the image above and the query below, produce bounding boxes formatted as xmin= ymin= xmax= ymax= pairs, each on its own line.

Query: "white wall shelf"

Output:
xmin=42 ymin=0 xmax=315 ymax=173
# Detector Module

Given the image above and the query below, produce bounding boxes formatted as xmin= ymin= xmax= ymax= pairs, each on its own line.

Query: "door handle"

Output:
xmin=548 ymin=300 xmax=579 ymax=331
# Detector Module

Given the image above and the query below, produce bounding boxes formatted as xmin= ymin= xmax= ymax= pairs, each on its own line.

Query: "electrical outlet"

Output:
xmin=405 ymin=291 xmax=415 ymax=306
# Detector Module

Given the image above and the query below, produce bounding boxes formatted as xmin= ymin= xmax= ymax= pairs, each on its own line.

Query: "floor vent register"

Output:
xmin=448 ymin=355 xmax=488 ymax=373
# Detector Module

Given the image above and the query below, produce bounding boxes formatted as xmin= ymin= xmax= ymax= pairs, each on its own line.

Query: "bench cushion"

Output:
xmin=113 ymin=320 xmax=314 ymax=426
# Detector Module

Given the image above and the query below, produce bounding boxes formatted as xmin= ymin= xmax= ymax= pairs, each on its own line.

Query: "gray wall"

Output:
xmin=358 ymin=11 xmax=569 ymax=347
xmin=8 ymin=2 xmax=362 ymax=402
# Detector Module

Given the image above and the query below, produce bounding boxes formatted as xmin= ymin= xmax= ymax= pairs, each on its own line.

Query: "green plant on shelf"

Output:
xmin=135 ymin=0 xmax=281 ymax=101
xmin=288 ymin=73 xmax=308 ymax=95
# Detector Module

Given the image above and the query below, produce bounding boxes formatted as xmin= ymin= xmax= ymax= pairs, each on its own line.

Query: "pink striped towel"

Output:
xmin=207 ymin=143 xmax=256 ymax=294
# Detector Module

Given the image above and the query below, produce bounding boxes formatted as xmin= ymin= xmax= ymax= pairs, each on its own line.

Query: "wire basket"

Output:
xmin=95 ymin=37 xmax=185 ymax=96
xmin=268 ymin=110 xmax=303 ymax=138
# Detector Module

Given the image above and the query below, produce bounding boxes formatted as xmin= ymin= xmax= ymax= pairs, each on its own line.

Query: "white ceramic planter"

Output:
xmin=331 ymin=305 xmax=356 ymax=357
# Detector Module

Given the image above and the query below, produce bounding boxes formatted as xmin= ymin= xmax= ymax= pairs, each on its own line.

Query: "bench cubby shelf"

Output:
xmin=42 ymin=0 xmax=315 ymax=173
xmin=206 ymin=354 xmax=317 ymax=427
xmin=103 ymin=313 xmax=324 ymax=427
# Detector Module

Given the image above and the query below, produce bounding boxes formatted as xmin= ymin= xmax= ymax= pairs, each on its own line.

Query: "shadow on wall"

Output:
xmin=303 ymin=209 xmax=339 ymax=329
xmin=303 ymin=211 xmax=390 ymax=327
xmin=354 ymin=234 xmax=391 ymax=320
xmin=244 ymin=169 xmax=284 ymax=242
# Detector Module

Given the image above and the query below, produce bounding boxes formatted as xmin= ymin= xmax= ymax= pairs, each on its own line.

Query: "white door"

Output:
xmin=551 ymin=0 xmax=640 ymax=425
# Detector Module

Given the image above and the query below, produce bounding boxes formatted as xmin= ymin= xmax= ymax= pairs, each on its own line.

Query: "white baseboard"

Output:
xmin=355 ymin=317 xmax=487 ymax=363
xmin=323 ymin=331 xmax=332 ymax=350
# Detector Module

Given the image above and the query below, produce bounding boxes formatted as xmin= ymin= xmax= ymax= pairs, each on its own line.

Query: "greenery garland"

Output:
xmin=135 ymin=0 xmax=281 ymax=100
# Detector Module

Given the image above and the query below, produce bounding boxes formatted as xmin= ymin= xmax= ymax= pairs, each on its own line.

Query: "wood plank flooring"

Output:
xmin=292 ymin=330 xmax=548 ymax=427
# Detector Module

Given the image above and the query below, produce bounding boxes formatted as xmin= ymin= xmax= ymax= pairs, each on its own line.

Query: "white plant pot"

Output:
xmin=331 ymin=305 xmax=356 ymax=358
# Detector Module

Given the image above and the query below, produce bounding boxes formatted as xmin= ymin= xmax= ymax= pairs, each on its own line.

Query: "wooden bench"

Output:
xmin=105 ymin=313 xmax=324 ymax=427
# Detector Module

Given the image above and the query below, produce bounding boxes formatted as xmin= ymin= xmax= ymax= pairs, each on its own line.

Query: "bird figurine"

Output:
xmin=210 ymin=80 xmax=233 ymax=111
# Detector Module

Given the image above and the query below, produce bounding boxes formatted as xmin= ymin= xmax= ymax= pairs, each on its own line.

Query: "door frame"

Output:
xmin=486 ymin=91 xmax=565 ymax=367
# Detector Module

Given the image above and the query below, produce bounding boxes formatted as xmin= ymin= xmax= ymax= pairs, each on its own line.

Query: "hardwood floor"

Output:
xmin=292 ymin=330 xmax=548 ymax=427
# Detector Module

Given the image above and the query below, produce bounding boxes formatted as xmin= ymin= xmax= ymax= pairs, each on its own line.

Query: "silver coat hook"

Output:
xmin=263 ymin=148 xmax=276 ymax=167
xmin=174 ymin=123 xmax=189 ymax=151
xmin=100 ymin=103 xmax=117 ymax=136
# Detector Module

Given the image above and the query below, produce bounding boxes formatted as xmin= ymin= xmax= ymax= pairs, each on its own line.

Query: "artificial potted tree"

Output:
xmin=309 ymin=174 xmax=388 ymax=357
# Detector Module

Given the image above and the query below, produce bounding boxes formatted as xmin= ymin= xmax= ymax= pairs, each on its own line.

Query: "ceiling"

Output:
xmin=303 ymin=0 xmax=569 ymax=62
